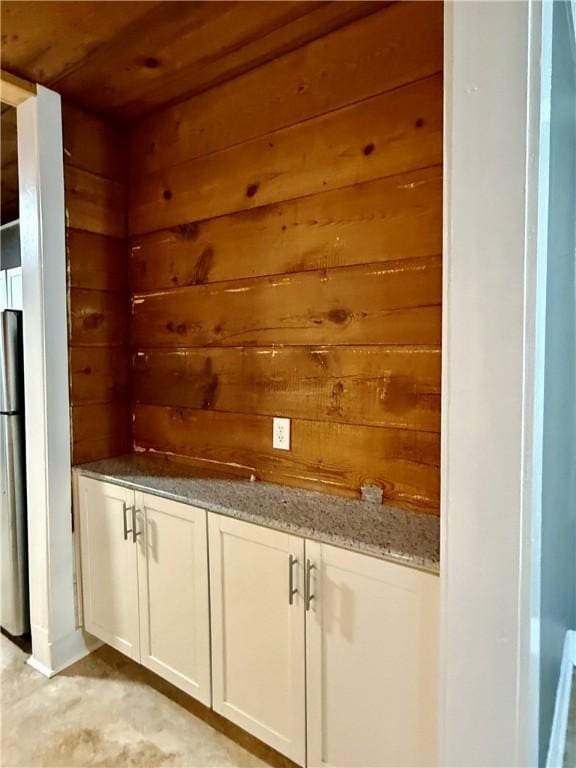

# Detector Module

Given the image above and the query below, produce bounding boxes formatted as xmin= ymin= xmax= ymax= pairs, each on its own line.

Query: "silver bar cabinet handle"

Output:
xmin=132 ymin=507 xmax=142 ymax=543
xmin=288 ymin=554 xmax=298 ymax=605
xmin=305 ymin=559 xmax=315 ymax=611
xmin=122 ymin=502 xmax=133 ymax=541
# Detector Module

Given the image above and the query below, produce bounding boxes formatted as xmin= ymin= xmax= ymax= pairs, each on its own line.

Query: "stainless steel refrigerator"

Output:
xmin=0 ymin=309 xmax=29 ymax=636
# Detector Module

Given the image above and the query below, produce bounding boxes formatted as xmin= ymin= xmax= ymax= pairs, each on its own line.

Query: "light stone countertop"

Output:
xmin=74 ymin=454 xmax=440 ymax=574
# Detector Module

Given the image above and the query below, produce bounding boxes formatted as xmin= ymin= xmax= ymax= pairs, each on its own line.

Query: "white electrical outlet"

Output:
xmin=273 ymin=417 xmax=291 ymax=450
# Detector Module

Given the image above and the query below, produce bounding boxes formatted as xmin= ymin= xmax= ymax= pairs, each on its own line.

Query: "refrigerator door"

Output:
xmin=0 ymin=411 xmax=29 ymax=635
xmin=0 ymin=310 xmax=24 ymax=414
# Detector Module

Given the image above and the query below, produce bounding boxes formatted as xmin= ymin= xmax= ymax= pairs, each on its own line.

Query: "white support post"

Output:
xmin=17 ymin=85 xmax=98 ymax=676
xmin=440 ymin=2 xmax=549 ymax=765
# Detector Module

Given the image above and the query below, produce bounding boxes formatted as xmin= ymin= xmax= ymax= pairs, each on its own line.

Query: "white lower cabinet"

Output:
xmin=78 ymin=477 xmax=439 ymax=767
xmin=136 ymin=491 xmax=211 ymax=705
xmin=78 ymin=476 xmax=212 ymax=705
xmin=78 ymin=477 xmax=140 ymax=660
xmin=305 ymin=541 xmax=439 ymax=768
xmin=208 ymin=513 xmax=306 ymax=765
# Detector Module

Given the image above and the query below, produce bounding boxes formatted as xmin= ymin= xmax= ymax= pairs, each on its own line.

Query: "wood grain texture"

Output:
xmin=62 ymin=104 xmax=127 ymax=181
xmin=125 ymin=3 xmax=443 ymax=511
xmin=70 ymin=347 xmax=130 ymax=405
xmin=1 ymin=1 xmax=382 ymax=121
xmin=58 ymin=2 xmax=382 ymax=120
xmin=133 ymin=346 xmax=440 ymax=433
xmin=130 ymin=167 xmax=442 ymax=291
xmin=72 ymin=404 xmax=131 ymax=465
xmin=69 ymin=288 xmax=129 ymax=348
xmin=0 ymin=1 xmax=156 ymax=86
xmin=132 ymin=256 xmax=441 ymax=349
xmin=130 ymin=74 xmax=443 ymax=235
xmin=131 ymin=2 xmax=442 ymax=175
xmin=68 ymin=229 xmax=127 ymax=292
xmin=65 ymin=167 xmax=126 ymax=238
xmin=64 ymin=103 xmax=131 ymax=464
xmin=133 ymin=405 xmax=440 ymax=512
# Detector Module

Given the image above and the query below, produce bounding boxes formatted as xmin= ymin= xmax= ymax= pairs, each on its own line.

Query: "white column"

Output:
xmin=18 ymin=86 xmax=98 ymax=676
xmin=440 ymin=2 xmax=549 ymax=764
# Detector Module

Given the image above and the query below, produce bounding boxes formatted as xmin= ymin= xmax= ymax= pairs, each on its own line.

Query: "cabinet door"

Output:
xmin=6 ymin=268 xmax=22 ymax=310
xmin=306 ymin=541 xmax=439 ymax=768
xmin=78 ymin=477 xmax=140 ymax=660
xmin=136 ymin=492 xmax=211 ymax=706
xmin=208 ymin=514 xmax=306 ymax=765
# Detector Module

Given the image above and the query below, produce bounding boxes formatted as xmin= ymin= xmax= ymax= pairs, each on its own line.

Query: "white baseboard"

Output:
xmin=546 ymin=630 xmax=576 ymax=768
xmin=27 ymin=627 xmax=102 ymax=678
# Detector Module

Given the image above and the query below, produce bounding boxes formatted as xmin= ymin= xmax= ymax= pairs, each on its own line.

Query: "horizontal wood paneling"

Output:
xmin=72 ymin=402 xmax=130 ymax=443
xmin=62 ymin=104 xmax=127 ymax=181
xmin=65 ymin=166 xmax=126 ymax=238
xmin=72 ymin=404 xmax=131 ymax=464
xmin=133 ymin=346 xmax=440 ymax=432
xmin=64 ymin=104 xmax=130 ymax=465
xmin=73 ymin=435 xmax=131 ymax=465
xmin=130 ymin=1 xmax=442 ymax=174
xmin=132 ymin=256 xmax=441 ymax=348
xmin=70 ymin=347 xmax=130 ymax=405
xmin=69 ymin=288 xmax=129 ymax=348
xmin=129 ymin=4 xmax=443 ymax=512
xmin=130 ymin=167 xmax=442 ymax=291
xmin=133 ymin=405 xmax=440 ymax=512
xmin=130 ymin=74 xmax=442 ymax=234
xmin=68 ymin=229 xmax=128 ymax=292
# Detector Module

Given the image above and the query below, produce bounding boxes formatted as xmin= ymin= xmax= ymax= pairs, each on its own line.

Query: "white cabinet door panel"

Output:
xmin=209 ymin=513 xmax=306 ymax=765
xmin=78 ymin=477 xmax=140 ymax=660
xmin=6 ymin=267 xmax=22 ymax=310
xmin=136 ymin=492 xmax=211 ymax=705
xmin=306 ymin=541 xmax=439 ymax=768
xmin=0 ymin=272 xmax=7 ymax=311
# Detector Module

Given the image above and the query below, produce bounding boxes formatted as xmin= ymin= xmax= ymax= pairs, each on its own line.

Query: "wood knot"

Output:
xmin=166 ymin=321 xmax=186 ymax=334
xmin=83 ymin=313 xmax=104 ymax=329
xmin=415 ymin=118 xmax=424 ymax=128
xmin=246 ymin=182 xmax=259 ymax=198
xmin=327 ymin=308 xmax=350 ymax=325
xmin=144 ymin=57 xmax=160 ymax=69
xmin=173 ymin=222 xmax=199 ymax=241
xmin=363 ymin=142 xmax=375 ymax=156
xmin=163 ymin=189 xmax=173 ymax=201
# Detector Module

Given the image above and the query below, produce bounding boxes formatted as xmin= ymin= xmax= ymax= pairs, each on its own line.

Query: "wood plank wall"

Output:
xmin=128 ymin=1 xmax=443 ymax=513
xmin=63 ymin=105 xmax=131 ymax=464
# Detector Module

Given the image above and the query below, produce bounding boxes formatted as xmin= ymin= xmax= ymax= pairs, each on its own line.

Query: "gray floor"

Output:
xmin=0 ymin=634 xmax=266 ymax=768
xmin=565 ymin=669 xmax=576 ymax=768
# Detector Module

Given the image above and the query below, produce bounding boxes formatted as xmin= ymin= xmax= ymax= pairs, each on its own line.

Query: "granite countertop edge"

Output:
xmin=73 ymin=456 xmax=440 ymax=575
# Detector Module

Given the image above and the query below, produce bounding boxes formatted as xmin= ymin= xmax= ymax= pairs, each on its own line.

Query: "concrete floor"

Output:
xmin=0 ymin=634 xmax=267 ymax=768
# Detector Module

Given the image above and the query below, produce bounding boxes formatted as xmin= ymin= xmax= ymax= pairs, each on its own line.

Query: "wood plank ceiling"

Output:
xmin=1 ymin=1 xmax=385 ymax=121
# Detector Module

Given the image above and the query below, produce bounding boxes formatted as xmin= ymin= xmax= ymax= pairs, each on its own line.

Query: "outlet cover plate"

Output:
xmin=273 ymin=417 xmax=291 ymax=450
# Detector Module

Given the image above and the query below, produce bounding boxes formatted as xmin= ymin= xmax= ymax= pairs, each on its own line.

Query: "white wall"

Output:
xmin=539 ymin=2 xmax=576 ymax=762
xmin=441 ymin=2 xmax=547 ymax=764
